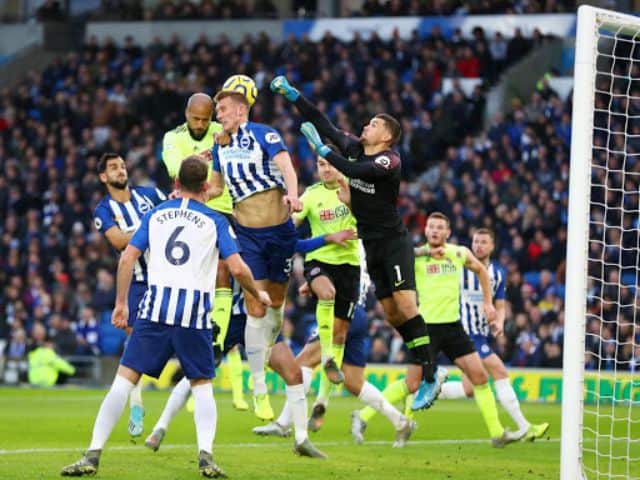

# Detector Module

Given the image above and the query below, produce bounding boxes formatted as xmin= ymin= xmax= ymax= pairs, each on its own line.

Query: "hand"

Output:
xmin=483 ymin=302 xmax=497 ymax=324
xmin=298 ymin=282 xmax=311 ymax=297
xmin=325 ymin=229 xmax=357 ymax=247
xmin=112 ymin=303 xmax=129 ymax=330
xmin=300 ymin=122 xmax=330 ymax=157
xmin=490 ymin=318 xmax=504 ymax=337
xmin=169 ymin=189 xmax=182 ymax=199
xmin=283 ymin=194 xmax=302 ymax=213
xmin=270 ymin=75 xmax=300 ymax=102
xmin=256 ymin=290 xmax=272 ymax=307
xmin=199 ymin=149 xmax=213 ymax=161
xmin=429 ymin=245 xmax=446 ymax=259
xmin=336 ymin=176 xmax=350 ymax=206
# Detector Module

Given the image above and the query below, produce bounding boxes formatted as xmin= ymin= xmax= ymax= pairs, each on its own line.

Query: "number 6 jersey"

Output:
xmin=130 ymin=198 xmax=240 ymax=329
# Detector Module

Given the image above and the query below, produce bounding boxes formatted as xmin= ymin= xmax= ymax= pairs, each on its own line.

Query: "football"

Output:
xmin=220 ymin=74 xmax=258 ymax=106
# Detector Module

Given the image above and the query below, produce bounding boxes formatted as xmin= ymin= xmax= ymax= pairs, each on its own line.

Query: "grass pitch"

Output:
xmin=0 ymin=386 xmax=620 ymax=479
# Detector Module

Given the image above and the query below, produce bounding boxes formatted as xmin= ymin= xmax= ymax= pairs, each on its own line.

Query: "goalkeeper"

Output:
xmin=162 ymin=92 xmax=247 ymax=411
xmin=271 ymin=76 xmax=444 ymax=410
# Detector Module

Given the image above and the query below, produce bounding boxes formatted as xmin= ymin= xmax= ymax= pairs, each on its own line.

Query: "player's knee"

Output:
xmin=468 ymin=368 xmax=489 ymax=386
xmin=344 ymin=376 xmax=361 ymax=396
xmin=316 ymin=285 xmax=336 ymax=301
xmin=282 ymin=365 xmax=303 ymax=385
xmin=247 ymin=303 xmax=267 ymax=319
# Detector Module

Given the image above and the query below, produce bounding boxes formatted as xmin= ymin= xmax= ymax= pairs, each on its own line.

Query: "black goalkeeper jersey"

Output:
xmin=294 ymin=96 xmax=407 ymax=240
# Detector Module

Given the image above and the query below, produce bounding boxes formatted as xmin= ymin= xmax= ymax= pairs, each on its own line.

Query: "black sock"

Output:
xmin=396 ymin=315 xmax=435 ymax=382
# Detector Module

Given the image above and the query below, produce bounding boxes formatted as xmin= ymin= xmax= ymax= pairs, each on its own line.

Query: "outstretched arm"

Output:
xmin=301 ymin=122 xmax=397 ymax=181
xmin=271 ymin=76 xmax=360 ymax=155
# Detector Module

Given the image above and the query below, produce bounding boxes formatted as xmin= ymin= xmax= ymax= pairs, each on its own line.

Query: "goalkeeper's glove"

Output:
xmin=270 ymin=75 xmax=300 ymax=102
xmin=301 ymin=122 xmax=331 ymax=157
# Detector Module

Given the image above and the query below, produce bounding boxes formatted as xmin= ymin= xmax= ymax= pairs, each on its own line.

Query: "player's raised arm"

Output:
xmin=300 ymin=122 xmax=397 ymax=181
xmin=462 ymin=247 xmax=496 ymax=323
xmin=271 ymin=75 xmax=360 ymax=155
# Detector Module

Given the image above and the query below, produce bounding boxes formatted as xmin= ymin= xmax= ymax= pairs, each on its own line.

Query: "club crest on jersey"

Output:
xmin=265 ymin=132 xmax=281 ymax=144
xmin=239 ymin=136 xmax=251 ymax=149
xmin=139 ymin=201 xmax=151 ymax=214
xmin=374 ymin=155 xmax=391 ymax=169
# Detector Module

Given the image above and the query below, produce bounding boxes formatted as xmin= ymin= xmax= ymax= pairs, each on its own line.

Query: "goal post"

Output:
xmin=562 ymin=6 xmax=640 ymax=480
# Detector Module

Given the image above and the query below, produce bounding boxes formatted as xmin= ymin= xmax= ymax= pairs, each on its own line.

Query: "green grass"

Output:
xmin=0 ymin=387 xmax=631 ymax=479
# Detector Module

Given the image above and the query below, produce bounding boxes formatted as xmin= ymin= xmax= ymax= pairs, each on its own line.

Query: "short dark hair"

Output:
xmin=97 ymin=153 xmax=122 ymax=174
xmin=375 ymin=113 xmax=402 ymax=146
xmin=178 ymin=155 xmax=209 ymax=193
xmin=428 ymin=211 xmax=450 ymax=226
xmin=473 ymin=228 xmax=495 ymax=241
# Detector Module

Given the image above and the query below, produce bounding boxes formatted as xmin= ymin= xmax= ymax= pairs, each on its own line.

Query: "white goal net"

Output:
xmin=562 ymin=6 xmax=640 ymax=480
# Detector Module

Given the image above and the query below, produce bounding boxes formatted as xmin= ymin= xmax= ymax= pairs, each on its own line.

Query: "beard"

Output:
xmin=108 ymin=179 xmax=128 ymax=190
xmin=188 ymin=125 xmax=206 ymax=141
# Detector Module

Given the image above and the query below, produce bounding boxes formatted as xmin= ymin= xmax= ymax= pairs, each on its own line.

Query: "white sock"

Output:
xmin=129 ymin=378 xmax=143 ymax=408
xmin=245 ymin=314 xmax=268 ymax=395
xmin=358 ymin=381 xmax=405 ymax=429
xmin=89 ymin=375 xmax=135 ymax=450
xmin=494 ymin=378 xmax=529 ymax=431
xmin=154 ymin=376 xmax=191 ymax=431
xmin=301 ymin=367 xmax=313 ymax=394
xmin=276 ymin=367 xmax=314 ymax=428
xmin=192 ymin=382 xmax=217 ymax=455
xmin=265 ymin=306 xmax=284 ymax=346
xmin=285 ymin=383 xmax=308 ymax=444
xmin=439 ymin=381 xmax=467 ymax=399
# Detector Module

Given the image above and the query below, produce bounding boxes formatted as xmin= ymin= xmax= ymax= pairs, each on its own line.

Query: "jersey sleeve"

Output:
xmin=495 ymin=265 xmax=506 ymax=300
xmin=213 ymin=214 xmax=240 ymax=259
xmin=257 ymin=126 xmax=288 ymax=159
xmin=211 ymin=144 xmax=221 ymax=172
xmin=325 ymin=150 xmax=400 ymax=181
xmin=153 ymin=188 xmax=167 ymax=204
xmin=162 ymin=131 xmax=182 ymax=179
xmin=129 ymin=211 xmax=151 ymax=252
xmin=94 ymin=203 xmax=116 ymax=234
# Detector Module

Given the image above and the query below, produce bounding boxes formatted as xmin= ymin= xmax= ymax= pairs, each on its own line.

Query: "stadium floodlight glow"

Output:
xmin=563 ymin=5 xmax=640 ymax=480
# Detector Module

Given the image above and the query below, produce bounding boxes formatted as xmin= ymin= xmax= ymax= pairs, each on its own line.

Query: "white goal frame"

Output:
xmin=562 ymin=5 xmax=640 ymax=480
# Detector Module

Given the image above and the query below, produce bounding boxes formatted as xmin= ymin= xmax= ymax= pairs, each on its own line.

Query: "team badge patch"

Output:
xmin=265 ymin=132 xmax=281 ymax=144
xmin=374 ymin=155 xmax=391 ymax=169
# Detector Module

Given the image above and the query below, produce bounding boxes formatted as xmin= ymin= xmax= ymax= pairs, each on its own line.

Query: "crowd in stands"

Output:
xmin=0 ymin=24 xmax=635 ymax=383
xmin=32 ymin=0 xmax=577 ymax=22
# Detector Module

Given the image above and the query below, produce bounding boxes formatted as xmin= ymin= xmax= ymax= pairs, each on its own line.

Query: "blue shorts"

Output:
xmin=470 ymin=333 xmax=494 ymax=359
xmin=121 ymin=319 xmax=215 ymax=379
xmin=223 ymin=313 xmax=284 ymax=355
xmin=128 ymin=282 xmax=147 ymax=327
xmin=235 ymin=219 xmax=297 ymax=283
xmin=308 ymin=305 xmax=369 ymax=368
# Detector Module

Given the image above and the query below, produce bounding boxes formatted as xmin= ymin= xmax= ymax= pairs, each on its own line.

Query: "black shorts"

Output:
xmin=427 ymin=321 xmax=476 ymax=363
xmin=363 ymin=232 xmax=416 ymax=300
xmin=304 ymin=260 xmax=360 ymax=321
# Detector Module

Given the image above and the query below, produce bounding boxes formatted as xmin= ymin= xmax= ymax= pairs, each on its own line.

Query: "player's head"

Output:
xmin=97 ymin=153 xmax=128 ymax=190
xmin=472 ymin=228 xmax=495 ymax=261
xmin=185 ymin=93 xmax=213 ymax=141
xmin=360 ymin=114 xmax=401 ymax=148
xmin=317 ymin=144 xmax=341 ymax=184
xmin=425 ymin=212 xmax=451 ymax=247
xmin=177 ymin=155 xmax=209 ymax=194
xmin=214 ymin=92 xmax=250 ymax=134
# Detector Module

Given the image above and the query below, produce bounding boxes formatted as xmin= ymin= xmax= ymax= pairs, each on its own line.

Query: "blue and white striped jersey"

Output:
xmin=130 ymin=198 xmax=240 ymax=330
xmin=94 ymin=186 xmax=166 ymax=283
xmin=212 ymin=122 xmax=288 ymax=203
xmin=459 ymin=261 xmax=506 ymax=336
xmin=231 ymin=279 xmax=246 ymax=317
